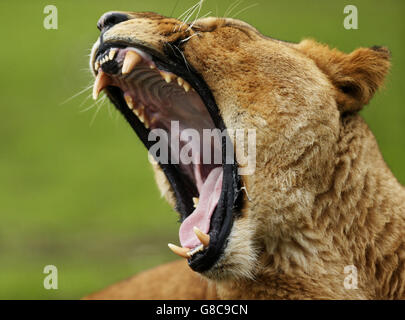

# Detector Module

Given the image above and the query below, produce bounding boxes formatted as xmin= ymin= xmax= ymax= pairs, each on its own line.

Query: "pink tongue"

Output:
xmin=179 ymin=167 xmax=223 ymax=248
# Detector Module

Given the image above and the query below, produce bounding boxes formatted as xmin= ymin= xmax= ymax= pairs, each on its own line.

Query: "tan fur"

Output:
xmin=86 ymin=13 xmax=405 ymax=299
xmin=84 ymin=260 xmax=217 ymax=300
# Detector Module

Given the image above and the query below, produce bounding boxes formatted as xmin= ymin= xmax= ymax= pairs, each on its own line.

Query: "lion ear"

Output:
xmin=296 ymin=39 xmax=391 ymax=113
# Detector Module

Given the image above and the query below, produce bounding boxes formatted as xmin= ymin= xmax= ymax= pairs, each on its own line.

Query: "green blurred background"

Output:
xmin=0 ymin=0 xmax=404 ymax=299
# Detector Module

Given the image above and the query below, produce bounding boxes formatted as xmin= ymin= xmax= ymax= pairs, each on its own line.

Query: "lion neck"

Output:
xmin=217 ymin=114 xmax=405 ymax=299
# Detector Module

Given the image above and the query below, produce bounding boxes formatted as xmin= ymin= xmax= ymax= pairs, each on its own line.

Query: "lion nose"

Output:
xmin=97 ymin=12 xmax=129 ymax=31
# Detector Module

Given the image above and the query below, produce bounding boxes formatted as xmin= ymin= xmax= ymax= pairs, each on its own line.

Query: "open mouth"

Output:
xmin=91 ymin=40 xmax=242 ymax=272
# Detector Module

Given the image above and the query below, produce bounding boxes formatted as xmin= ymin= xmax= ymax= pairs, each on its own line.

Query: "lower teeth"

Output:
xmin=187 ymin=244 xmax=204 ymax=257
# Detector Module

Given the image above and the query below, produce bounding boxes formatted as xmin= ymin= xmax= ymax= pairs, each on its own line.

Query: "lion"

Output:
xmin=85 ymin=11 xmax=405 ymax=299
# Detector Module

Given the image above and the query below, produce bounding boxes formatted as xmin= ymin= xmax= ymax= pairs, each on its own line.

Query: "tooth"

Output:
xmin=124 ymin=94 xmax=134 ymax=109
xmin=168 ymin=243 xmax=190 ymax=259
xmin=94 ymin=61 xmax=100 ymax=71
xmin=109 ymin=49 xmax=117 ymax=60
xmin=177 ymin=77 xmax=184 ymax=87
xmin=183 ymin=81 xmax=191 ymax=92
xmin=138 ymin=105 xmax=145 ymax=123
xmin=144 ymin=117 xmax=150 ymax=129
xmin=92 ymin=70 xmax=110 ymax=100
xmin=122 ymin=51 xmax=142 ymax=75
xmin=160 ymin=71 xmax=173 ymax=83
xmin=193 ymin=227 xmax=210 ymax=247
xmin=149 ymin=64 xmax=156 ymax=69
xmin=192 ymin=197 xmax=199 ymax=208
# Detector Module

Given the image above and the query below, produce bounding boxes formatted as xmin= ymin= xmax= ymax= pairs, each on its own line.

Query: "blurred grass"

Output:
xmin=0 ymin=0 xmax=404 ymax=299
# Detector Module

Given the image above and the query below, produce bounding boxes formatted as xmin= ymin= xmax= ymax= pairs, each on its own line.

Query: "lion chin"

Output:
xmin=84 ymin=11 xmax=405 ymax=300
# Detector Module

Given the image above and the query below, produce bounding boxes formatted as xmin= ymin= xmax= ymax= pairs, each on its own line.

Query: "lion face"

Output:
xmin=90 ymin=12 xmax=390 ymax=280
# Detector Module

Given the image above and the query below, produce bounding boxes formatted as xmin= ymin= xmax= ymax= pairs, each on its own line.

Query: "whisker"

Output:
xmin=105 ymin=97 xmax=115 ymax=119
xmin=173 ymin=45 xmax=192 ymax=72
xmin=170 ymin=0 xmax=181 ymax=17
xmin=180 ymin=31 xmax=201 ymax=44
xmin=187 ymin=10 xmax=211 ymax=31
xmin=231 ymin=3 xmax=259 ymax=19
xmin=178 ymin=0 xmax=201 ymax=20
xmin=177 ymin=0 xmax=204 ymax=32
xmin=80 ymin=93 xmax=107 ymax=114
xmin=79 ymin=93 xmax=93 ymax=108
xmin=89 ymin=97 xmax=107 ymax=126
xmin=60 ymin=83 xmax=93 ymax=106
xmin=80 ymin=99 xmax=99 ymax=113
xmin=224 ymin=0 xmax=243 ymax=18
xmin=176 ymin=1 xmax=200 ymax=31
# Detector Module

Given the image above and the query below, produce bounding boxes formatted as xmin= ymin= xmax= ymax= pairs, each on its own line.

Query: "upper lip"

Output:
xmin=91 ymin=39 xmax=243 ymax=272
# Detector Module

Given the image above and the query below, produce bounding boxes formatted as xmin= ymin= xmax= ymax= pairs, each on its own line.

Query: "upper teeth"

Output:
xmin=124 ymin=94 xmax=135 ymax=109
xmin=92 ymin=70 xmax=110 ymax=100
xmin=109 ymin=49 xmax=117 ymax=60
xmin=122 ymin=50 xmax=142 ymax=75
xmin=94 ymin=48 xmax=193 ymax=93
xmin=92 ymin=48 xmax=196 ymax=129
xmin=160 ymin=71 xmax=173 ymax=83
xmin=94 ymin=48 xmax=117 ymax=70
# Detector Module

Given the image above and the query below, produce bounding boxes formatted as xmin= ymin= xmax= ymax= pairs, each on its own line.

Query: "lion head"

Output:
xmin=90 ymin=11 xmax=391 ymax=283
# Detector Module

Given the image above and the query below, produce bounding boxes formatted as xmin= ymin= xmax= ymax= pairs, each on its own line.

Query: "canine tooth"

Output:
xmin=168 ymin=243 xmax=190 ymax=259
xmin=183 ymin=81 xmax=191 ymax=92
xmin=92 ymin=70 xmax=110 ymax=100
xmin=177 ymin=77 xmax=184 ymax=86
xmin=94 ymin=61 xmax=100 ymax=71
xmin=193 ymin=227 xmax=210 ymax=247
xmin=122 ymin=51 xmax=142 ymax=74
xmin=124 ymin=95 xmax=134 ymax=109
xmin=109 ymin=49 xmax=117 ymax=60
xmin=192 ymin=197 xmax=199 ymax=208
